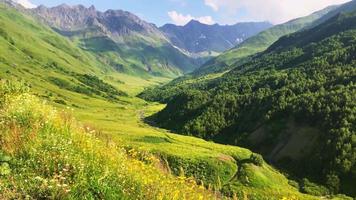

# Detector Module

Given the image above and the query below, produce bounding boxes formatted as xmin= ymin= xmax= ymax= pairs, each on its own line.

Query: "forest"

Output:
xmin=140 ymin=12 xmax=356 ymax=196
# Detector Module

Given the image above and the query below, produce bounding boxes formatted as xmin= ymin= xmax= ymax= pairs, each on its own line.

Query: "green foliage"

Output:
xmin=0 ymin=80 xmax=30 ymax=98
xmin=0 ymin=27 xmax=15 ymax=45
xmin=288 ymin=180 xmax=300 ymax=189
xmin=141 ymin=11 xmax=356 ymax=196
xmin=301 ymin=178 xmax=330 ymax=196
xmin=0 ymin=162 xmax=11 ymax=176
xmin=75 ymin=74 xmax=127 ymax=98
xmin=0 ymin=2 xmax=351 ymax=199
xmin=249 ymin=154 xmax=264 ymax=166
xmin=193 ymin=5 xmax=336 ymax=76
xmin=0 ymin=152 xmax=11 ymax=176
xmin=326 ymin=173 xmax=341 ymax=194
xmin=49 ymin=74 xmax=127 ymax=101
xmin=0 ymin=81 xmax=215 ymax=199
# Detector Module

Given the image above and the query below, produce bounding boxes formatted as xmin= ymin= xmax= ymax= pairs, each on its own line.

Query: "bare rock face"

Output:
xmin=34 ymin=4 xmax=96 ymax=30
xmin=32 ymin=4 xmax=163 ymax=38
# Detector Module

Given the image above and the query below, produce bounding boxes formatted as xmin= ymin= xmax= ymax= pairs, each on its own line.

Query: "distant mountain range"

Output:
xmin=29 ymin=4 xmax=197 ymax=77
xmin=194 ymin=5 xmax=338 ymax=75
xmin=195 ymin=0 xmax=356 ymax=76
xmin=160 ymin=20 xmax=272 ymax=55
xmin=0 ymin=0 xmax=276 ymax=78
xmin=22 ymin=3 xmax=272 ymax=77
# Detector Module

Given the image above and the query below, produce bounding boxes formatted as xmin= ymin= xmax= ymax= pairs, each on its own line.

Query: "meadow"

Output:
xmin=0 ymin=3 xmax=353 ymax=199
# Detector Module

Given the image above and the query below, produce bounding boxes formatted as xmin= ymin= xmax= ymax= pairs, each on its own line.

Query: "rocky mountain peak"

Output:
xmin=160 ymin=21 xmax=272 ymax=53
xmin=186 ymin=19 xmax=202 ymax=26
xmin=30 ymin=4 xmax=163 ymax=38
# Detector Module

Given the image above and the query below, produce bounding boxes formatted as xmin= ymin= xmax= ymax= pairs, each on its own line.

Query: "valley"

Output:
xmin=0 ymin=0 xmax=355 ymax=199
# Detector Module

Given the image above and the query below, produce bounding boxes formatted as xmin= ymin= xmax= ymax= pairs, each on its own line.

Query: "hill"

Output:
xmin=140 ymin=10 xmax=356 ymax=197
xmin=194 ymin=5 xmax=337 ymax=76
xmin=160 ymin=20 xmax=272 ymax=55
xmin=0 ymin=80 xmax=219 ymax=199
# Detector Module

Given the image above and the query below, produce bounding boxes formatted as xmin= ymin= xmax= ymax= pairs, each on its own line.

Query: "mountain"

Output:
xmin=160 ymin=20 xmax=272 ymax=55
xmin=30 ymin=4 xmax=197 ymax=77
xmin=140 ymin=10 xmax=356 ymax=197
xmin=194 ymin=5 xmax=337 ymax=75
xmin=0 ymin=0 xmax=133 ymax=103
xmin=0 ymin=2 xmax=325 ymax=199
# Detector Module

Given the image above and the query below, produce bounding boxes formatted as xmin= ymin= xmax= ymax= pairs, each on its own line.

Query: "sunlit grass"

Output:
xmin=0 ymin=81 xmax=217 ymax=199
xmin=0 ymin=4 xmax=349 ymax=199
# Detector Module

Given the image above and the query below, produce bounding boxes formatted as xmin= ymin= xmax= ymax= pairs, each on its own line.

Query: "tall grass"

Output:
xmin=0 ymin=80 xmax=217 ymax=199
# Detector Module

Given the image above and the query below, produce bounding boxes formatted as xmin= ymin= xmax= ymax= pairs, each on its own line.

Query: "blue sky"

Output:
xmin=17 ymin=0 xmax=351 ymax=26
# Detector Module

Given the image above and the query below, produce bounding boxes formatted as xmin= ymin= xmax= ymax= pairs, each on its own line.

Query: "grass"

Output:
xmin=0 ymin=2 xmax=351 ymax=199
xmin=0 ymin=77 xmax=321 ymax=199
xmin=52 ymin=74 xmax=321 ymax=199
xmin=0 ymin=80 xmax=217 ymax=199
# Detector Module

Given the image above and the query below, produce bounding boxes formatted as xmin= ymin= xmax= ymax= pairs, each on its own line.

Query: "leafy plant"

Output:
xmin=0 ymin=152 xmax=11 ymax=176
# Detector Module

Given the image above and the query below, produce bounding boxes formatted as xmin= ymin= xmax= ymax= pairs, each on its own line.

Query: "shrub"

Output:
xmin=326 ymin=173 xmax=340 ymax=194
xmin=250 ymin=153 xmax=264 ymax=166
xmin=288 ymin=180 xmax=300 ymax=189
xmin=54 ymin=99 xmax=67 ymax=105
xmin=0 ymin=151 xmax=11 ymax=176
xmin=301 ymin=178 xmax=330 ymax=196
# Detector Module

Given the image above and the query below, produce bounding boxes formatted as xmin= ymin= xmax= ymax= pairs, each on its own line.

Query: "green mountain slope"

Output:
xmin=312 ymin=0 xmax=356 ymax=26
xmin=0 ymin=3 xmax=330 ymax=199
xmin=142 ymin=4 xmax=342 ymax=102
xmin=141 ymin=11 xmax=356 ymax=197
xmin=0 ymin=3 xmax=131 ymax=102
xmin=195 ymin=5 xmax=337 ymax=76
xmin=30 ymin=4 xmax=197 ymax=78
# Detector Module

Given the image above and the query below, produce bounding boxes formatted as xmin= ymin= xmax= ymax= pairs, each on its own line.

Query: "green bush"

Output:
xmin=288 ymin=180 xmax=300 ymax=189
xmin=49 ymin=75 xmax=127 ymax=101
xmin=250 ymin=153 xmax=264 ymax=166
xmin=326 ymin=173 xmax=340 ymax=194
xmin=0 ymin=152 xmax=11 ymax=176
xmin=301 ymin=178 xmax=330 ymax=196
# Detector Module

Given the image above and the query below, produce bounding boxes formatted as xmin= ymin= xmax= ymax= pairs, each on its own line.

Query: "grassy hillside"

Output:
xmin=0 ymin=3 xmax=334 ymax=199
xmin=74 ymin=33 xmax=196 ymax=78
xmin=0 ymin=2 xmax=134 ymax=102
xmin=0 ymin=77 xmax=325 ymax=199
xmin=194 ymin=6 xmax=336 ymax=76
xmin=0 ymin=80 xmax=216 ymax=199
xmin=140 ymin=11 xmax=356 ymax=197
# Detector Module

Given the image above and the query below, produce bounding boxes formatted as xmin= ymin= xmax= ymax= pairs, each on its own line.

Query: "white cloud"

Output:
xmin=168 ymin=11 xmax=215 ymax=25
xmin=13 ymin=0 xmax=37 ymax=8
xmin=204 ymin=0 xmax=219 ymax=11
xmin=204 ymin=0 xmax=351 ymax=24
